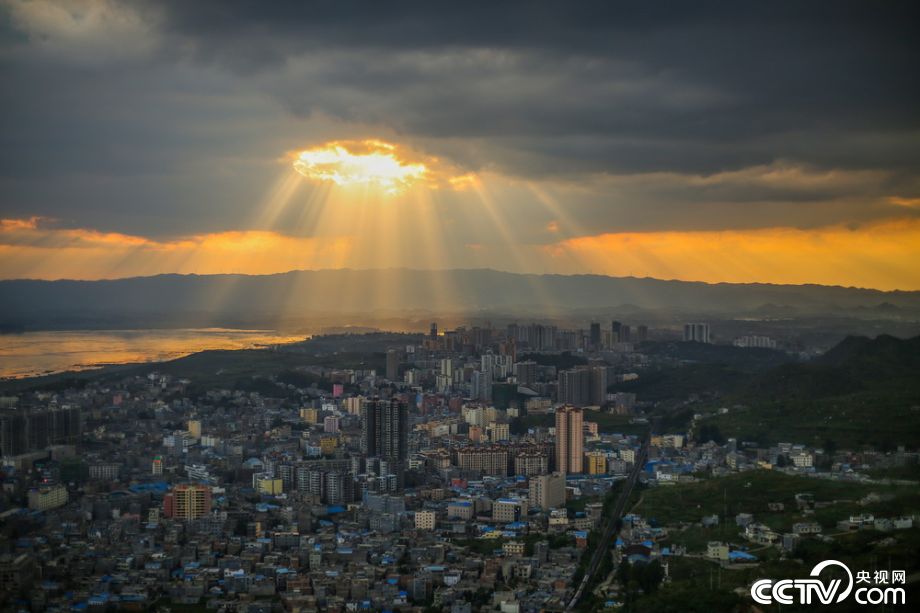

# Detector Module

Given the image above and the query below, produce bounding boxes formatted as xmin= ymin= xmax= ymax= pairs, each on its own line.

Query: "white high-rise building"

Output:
xmin=471 ymin=370 xmax=492 ymax=402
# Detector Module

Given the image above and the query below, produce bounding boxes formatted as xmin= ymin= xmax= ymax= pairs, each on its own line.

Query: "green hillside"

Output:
xmin=710 ymin=335 xmax=920 ymax=449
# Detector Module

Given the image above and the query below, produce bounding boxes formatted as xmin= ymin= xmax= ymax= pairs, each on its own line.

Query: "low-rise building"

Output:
xmin=706 ymin=541 xmax=729 ymax=561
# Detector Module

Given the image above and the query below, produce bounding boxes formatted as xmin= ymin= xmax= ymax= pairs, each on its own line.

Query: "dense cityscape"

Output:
xmin=1 ymin=319 xmax=917 ymax=611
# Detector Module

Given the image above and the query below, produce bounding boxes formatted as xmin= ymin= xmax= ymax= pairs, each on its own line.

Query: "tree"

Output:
xmin=695 ymin=423 xmax=725 ymax=445
xmin=637 ymin=560 xmax=665 ymax=594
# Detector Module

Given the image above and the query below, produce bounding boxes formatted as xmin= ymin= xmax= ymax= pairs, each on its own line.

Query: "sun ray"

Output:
xmin=466 ymin=175 xmax=562 ymax=317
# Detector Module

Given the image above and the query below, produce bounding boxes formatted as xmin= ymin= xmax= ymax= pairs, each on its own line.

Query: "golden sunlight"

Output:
xmin=292 ymin=139 xmax=428 ymax=194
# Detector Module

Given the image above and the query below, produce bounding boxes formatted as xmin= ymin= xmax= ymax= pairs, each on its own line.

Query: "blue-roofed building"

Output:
xmin=729 ymin=550 xmax=758 ymax=562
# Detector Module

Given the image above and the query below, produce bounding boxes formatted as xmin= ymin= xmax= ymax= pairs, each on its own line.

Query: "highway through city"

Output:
xmin=566 ymin=432 xmax=650 ymax=610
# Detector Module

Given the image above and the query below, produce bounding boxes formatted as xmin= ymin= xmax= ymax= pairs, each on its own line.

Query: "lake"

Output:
xmin=0 ymin=328 xmax=306 ymax=379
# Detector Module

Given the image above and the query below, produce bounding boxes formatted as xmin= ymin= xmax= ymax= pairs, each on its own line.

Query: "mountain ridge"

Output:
xmin=6 ymin=266 xmax=920 ymax=294
xmin=2 ymin=268 xmax=919 ymax=331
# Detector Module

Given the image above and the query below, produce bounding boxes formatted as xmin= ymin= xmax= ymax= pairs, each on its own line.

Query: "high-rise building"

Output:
xmin=487 ymin=421 xmax=510 ymax=442
xmin=620 ymin=325 xmax=631 ymax=342
xmin=152 ymin=456 xmax=163 ymax=475
xmin=481 ymin=352 xmax=512 ymax=380
xmin=529 ymin=472 xmax=566 ymax=509
xmin=513 ymin=360 xmax=538 ymax=387
xmin=471 ymin=370 xmax=492 ymax=402
xmin=163 ymin=484 xmax=212 ymax=520
xmin=514 ymin=450 xmax=549 ymax=476
xmin=637 ymin=325 xmax=649 ymax=342
xmin=386 ymin=349 xmax=400 ymax=381
xmin=558 ymin=368 xmax=591 ymax=406
xmin=684 ymin=323 xmax=712 ymax=343
xmin=589 ymin=366 xmax=609 ymax=406
xmin=0 ymin=406 xmax=81 ymax=457
xmin=344 ymin=396 xmax=363 ymax=416
xmin=463 ymin=405 xmax=484 ymax=427
xmin=555 ymin=405 xmax=584 ymax=474
xmin=589 ymin=322 xmax=601 ymax=349
xmin=611 ymin=320 xmax=623 ymax=343
xmin=430 ymin=322 xmax=438 ymax=340
xmin=187 ymin=419 xmax=202 ymax=438
xmin=361 ymin=397 xmax=408 ymax=464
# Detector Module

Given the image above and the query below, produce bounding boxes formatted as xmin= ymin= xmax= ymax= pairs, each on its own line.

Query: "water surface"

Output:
xmin=0 ymin=328 xmax=305 ymax=379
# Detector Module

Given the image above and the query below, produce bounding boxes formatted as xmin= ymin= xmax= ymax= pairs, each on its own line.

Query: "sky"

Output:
xmin=1 ymin=0 xmax=919 ymax=289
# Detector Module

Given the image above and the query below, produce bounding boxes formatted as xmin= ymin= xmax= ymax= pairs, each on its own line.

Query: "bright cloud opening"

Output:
xmin=292 ymin=139 xmax=429 ymax=194
xmin=290 ymin=139 xmax=474 ymax=194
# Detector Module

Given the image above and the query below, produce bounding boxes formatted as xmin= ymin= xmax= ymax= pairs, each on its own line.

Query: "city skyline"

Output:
xmin=1 ymin=2 xmax=919 ymax=289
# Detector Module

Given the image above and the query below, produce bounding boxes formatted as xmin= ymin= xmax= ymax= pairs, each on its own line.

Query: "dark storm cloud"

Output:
xmin=147 ymin=0 xmax=920 ymax=177
xmin=1 ymin=0 xmax=918 ymax=240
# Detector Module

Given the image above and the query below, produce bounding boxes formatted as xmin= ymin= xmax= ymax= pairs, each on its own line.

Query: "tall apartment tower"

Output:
xmin=471 ymin=370 xmax=492 ymax=402
xmin=555 ymin=405 xmax=584 ymax=474
xmin=163 ymin=484 xmax=211 ymax=520
xmin=611 ymin=320 xmax=623 ymax=343
xmin=558 ymin=368 xmax=591 ymax=406
xmin=637 ymin=325 xmax=649 ymax=342
xmin=589 ymin=366 xmax=609 ymax=406
xmin=589 ymin=322 xmax=601 ymax=349
xmin=386 ymin=349 xmax=400 ymax=381
xmin=1 ymin=406 xmax=81 ymax=457
xmin=513 ymin=360 xmax=538 ymax=387
xmin=361 ymin=397 xmax=408 ymax=463
xmin=683 ymin=323 xmax=712 ymax=343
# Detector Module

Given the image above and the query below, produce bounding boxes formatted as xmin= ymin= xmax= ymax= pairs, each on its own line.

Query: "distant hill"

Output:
xmin=712 ymin=334 xmax=920 ymax=448
xmin=817 ymin=334 xmax=920 ymax=373
xmin=2 ymin=268 xmax=919 ymax=330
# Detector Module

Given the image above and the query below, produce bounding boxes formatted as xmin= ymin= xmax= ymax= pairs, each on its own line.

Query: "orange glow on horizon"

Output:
xmin=542 ymin=218 xmax=920 ymax=290
xmin=2 ymin=216 xmax=920 ymax=291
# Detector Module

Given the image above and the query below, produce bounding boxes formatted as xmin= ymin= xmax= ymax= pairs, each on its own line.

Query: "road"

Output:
xmin=566 ymin=432 xmax=650 ymax=610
